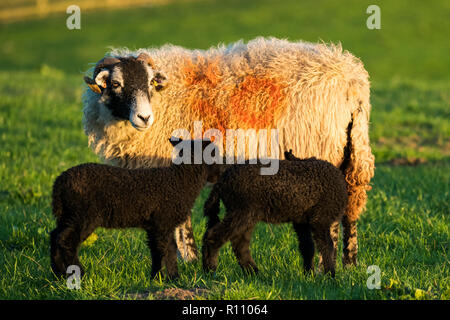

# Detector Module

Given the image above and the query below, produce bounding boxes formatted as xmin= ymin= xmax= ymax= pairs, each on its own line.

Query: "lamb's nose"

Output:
xmin=137 ymin=114 xmax=151 ymax=124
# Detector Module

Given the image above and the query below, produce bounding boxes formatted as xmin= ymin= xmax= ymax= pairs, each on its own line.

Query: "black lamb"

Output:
xmin=50 ymin=138 xmax=221 ymax=279
xmin=202 ymin=150 xmax=348 ymax=277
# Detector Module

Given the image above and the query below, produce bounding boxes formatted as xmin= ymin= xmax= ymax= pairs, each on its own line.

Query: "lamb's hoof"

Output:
xmin=202 ymin=261 xmax=217 ymax=274
xmin=167 ymin=273 xmax=180 ymax=280
xmin=52 ymin=270 xmax=66 ymax=279
xmin=302 ymin=268 xmax=314 ymax=277
xmin=241 ymin=263 xmax=259 ymax=276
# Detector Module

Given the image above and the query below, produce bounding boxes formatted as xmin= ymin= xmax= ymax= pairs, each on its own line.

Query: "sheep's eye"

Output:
xmin=112 ymin=81 xmax=121 ymax=88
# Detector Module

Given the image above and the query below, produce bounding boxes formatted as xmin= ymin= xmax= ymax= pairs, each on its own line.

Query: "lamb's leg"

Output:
xmin=342 ymin=215 xmax=358 ymax=266
xmin=146 ymin=227 xmax=178 ymax=279
xmin=318 ymin=221 xmax=340 ymax=270
xmin=175 ymin=217 xmax=198 ymax=262
xmin=163 ymin=236 xmax=179 ymax=279
xmin=230 ymin=224 xmax=258 ymax=274
xmin=293 ymin=223 xmax=315 ymax=274
xmin=50 ymin=225 xmax=86 ymax=277
xmin=311 ymin=222 xmax=336 ymax=278
xmin=202 ymin=210 xmax=249 ymax=272
xmin=146 ymin=231 xmax=165 ymax=278
xmin=50 ymin=227 xmax=65 ymax=277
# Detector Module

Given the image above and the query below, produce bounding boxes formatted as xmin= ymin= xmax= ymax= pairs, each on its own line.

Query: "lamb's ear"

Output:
xmin=84 ymin=76 xmax=102 ymax=94
xmin=284 ymin=149 xmax=295 ymax=160
xmin=151 ymin=72 xmax=168 ymax=92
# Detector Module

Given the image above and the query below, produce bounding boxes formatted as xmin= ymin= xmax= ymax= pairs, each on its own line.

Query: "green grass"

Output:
xmin=0 ymin=0 xmax=449 ymax=299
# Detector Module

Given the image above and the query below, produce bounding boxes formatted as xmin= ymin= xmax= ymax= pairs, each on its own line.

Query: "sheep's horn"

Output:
xmin=136 ymin=52 xmax=156 ymax=69
xmin=93 ymin=56 xmax=121 ymax=78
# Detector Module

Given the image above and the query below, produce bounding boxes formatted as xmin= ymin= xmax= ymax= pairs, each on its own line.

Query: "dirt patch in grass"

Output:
xmin=125 ymin=288 xmax=210 ymax=300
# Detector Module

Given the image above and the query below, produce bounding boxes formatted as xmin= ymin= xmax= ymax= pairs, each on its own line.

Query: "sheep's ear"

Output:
xmin=84 ymin=76 xmax=102 ymax=94
xmin=151 ymin=72 xmax=168 ymax=92
xmin=94 ymin=70 xmax=109 ymax=89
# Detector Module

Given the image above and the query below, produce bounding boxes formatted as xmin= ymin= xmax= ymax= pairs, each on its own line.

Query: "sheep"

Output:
xmin=50 ymin=138 xmax=221 ymax=279
xmin=82 ymin=37 xmax=375 ymax=265
xmin=202 ymin=151 xmax=348 ymax=277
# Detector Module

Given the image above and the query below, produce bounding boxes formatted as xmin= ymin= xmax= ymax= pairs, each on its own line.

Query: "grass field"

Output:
xmin=0 ymin=0 xmax=449 ymax=299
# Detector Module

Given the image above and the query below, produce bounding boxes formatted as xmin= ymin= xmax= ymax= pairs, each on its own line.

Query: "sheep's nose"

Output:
xmin=137 ymin=114 xmax=151 ymax=124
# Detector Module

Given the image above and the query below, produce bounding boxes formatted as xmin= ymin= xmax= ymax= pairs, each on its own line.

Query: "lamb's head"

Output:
xmin=284 ymin=149 xmax=298 ymax=161
xmin=84 ymin=53 xmax=168 ymax=131
xmin=169 ymin=137 xmax=223 ymax=184
xmin=284 ymin=149 xmax=317 ymax=162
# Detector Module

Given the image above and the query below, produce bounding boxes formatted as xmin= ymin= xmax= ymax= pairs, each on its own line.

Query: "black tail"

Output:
xmin=51 ymin=174 xmax=65 ymax=223
xmin=203 ymin=184 xmax=221 ymax=230
xmin=339 ymin=113 xmax=354 ymax=175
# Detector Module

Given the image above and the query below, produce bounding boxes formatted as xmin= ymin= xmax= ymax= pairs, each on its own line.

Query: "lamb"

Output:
xmin=82 ymin=37 xmax=375 ymax=264
xmin=50 ymin=138 xmax=221 ymax=279
xmin=202 ymin=151 xmax=348 ymax=277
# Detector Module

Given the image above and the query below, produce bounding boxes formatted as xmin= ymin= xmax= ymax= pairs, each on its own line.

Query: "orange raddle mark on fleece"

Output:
xmin=182 ymin=56 xmax=229 ymax=134
xmin=229 ymin=75 xmax=286 ymax=129
xmin=182 ymin=56 xmax=222 ymax=87
xmin=190 ymin=98 xmax=229 ymax=134
xmin=182 ymin=58 xmax=287 ymax=138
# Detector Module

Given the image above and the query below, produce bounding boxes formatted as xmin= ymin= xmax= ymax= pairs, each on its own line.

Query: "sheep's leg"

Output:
xmin=311 ymin=222 xmax=336 ymax=278
xmin=175 ymin=217 xmax=198 ymax=262
xmin=342 ymin=215 xmax=358 ymax=266
xmin=293 ymin=223 xmax=315 ymax=274
xmin=202 ymin=211 xmax=248 ymax=272
xmin=230 ymin=224 xmax=258 ymax=274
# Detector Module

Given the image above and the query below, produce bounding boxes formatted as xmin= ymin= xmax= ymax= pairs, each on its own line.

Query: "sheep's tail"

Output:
xmin=339 ymin=101 xmax=375 ymax=222
xmin=203 ymin=184 xmax=222 ymax=230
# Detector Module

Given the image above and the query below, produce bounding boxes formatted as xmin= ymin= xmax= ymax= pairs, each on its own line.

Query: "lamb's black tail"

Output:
xmin=203 ymin=184 xmax=222 ymax=230
xmin=51 ymin=174 xmax=65 ymax=223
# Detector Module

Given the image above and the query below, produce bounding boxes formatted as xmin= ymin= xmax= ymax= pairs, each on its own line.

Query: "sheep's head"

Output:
xmin=84 ymin=53 xmax=168 ymax=131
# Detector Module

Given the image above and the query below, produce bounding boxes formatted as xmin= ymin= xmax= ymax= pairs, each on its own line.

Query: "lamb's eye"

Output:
xmin=112 ymin=81 xmax=121 ymax=88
